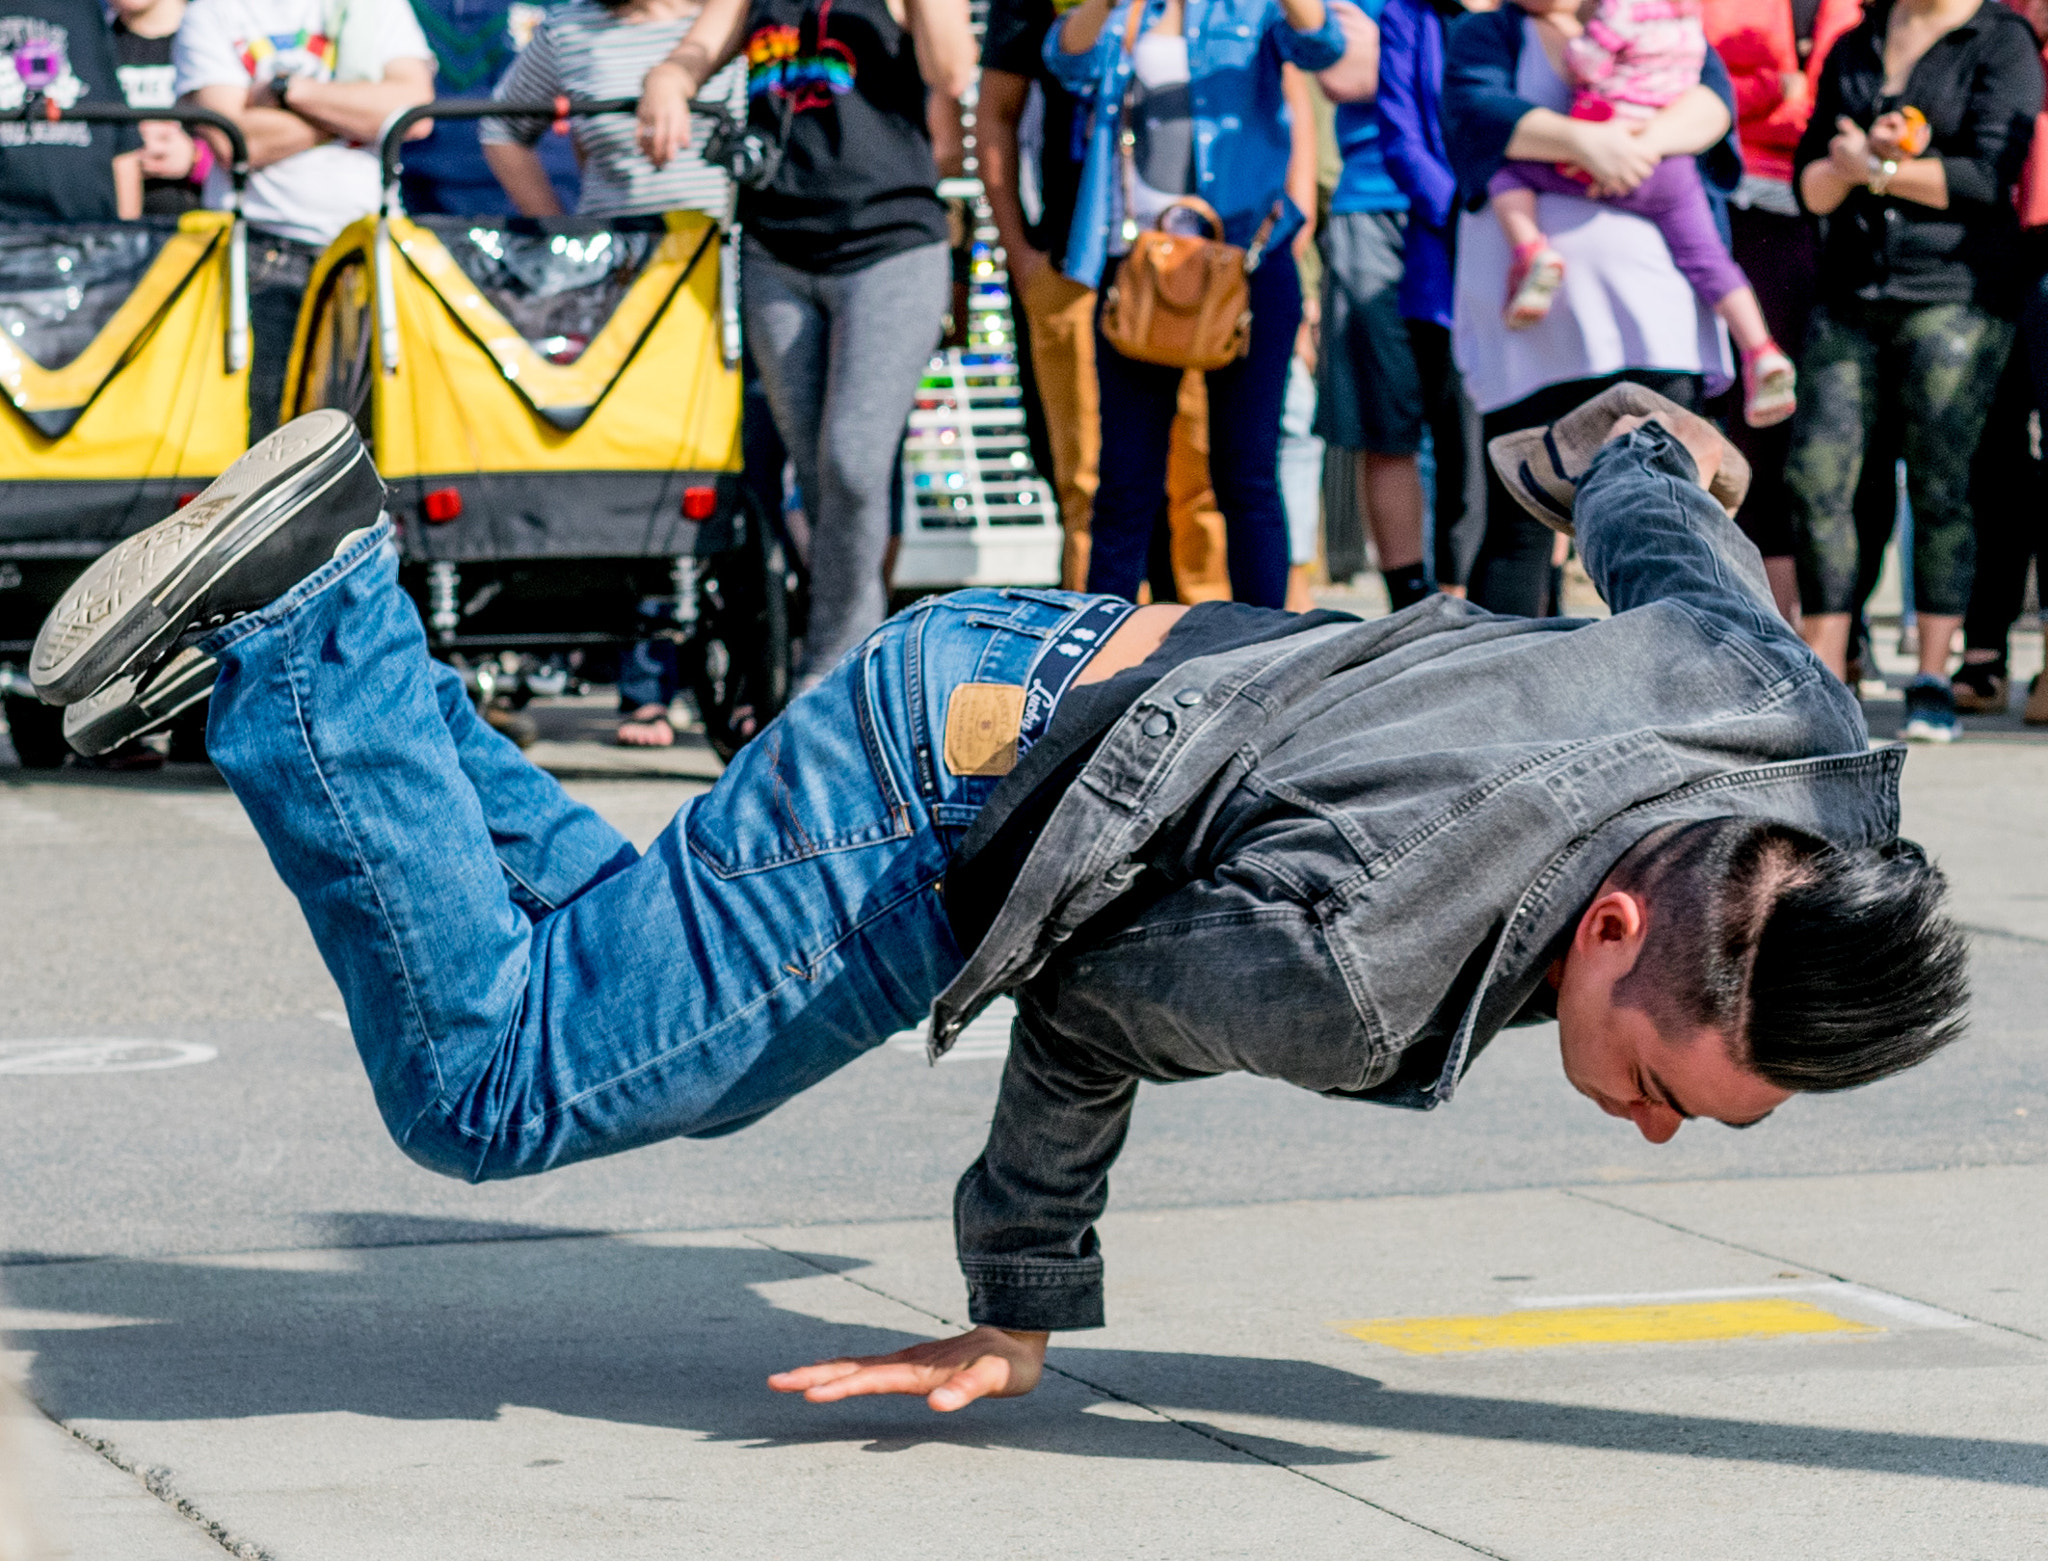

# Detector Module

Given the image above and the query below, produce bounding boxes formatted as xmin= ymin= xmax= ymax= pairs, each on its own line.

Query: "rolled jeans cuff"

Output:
xmin=962 ymin=1255 xmax=1105 ymax=1332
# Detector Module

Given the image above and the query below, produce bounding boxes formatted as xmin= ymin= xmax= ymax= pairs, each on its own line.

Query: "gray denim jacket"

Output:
xmin=931 ymin=428 xmax=1905 ymax=1331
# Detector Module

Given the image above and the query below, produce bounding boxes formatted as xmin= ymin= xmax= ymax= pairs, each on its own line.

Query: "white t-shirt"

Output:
xmin=174 ymin=0 xmax=433 ymax=246
xmin=1452 ymin=19 xmax=1731 ymax=414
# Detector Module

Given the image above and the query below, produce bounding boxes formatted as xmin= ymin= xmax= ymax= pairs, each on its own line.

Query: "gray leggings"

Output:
xmin=742 ymin=237 xmax=950 ymax=677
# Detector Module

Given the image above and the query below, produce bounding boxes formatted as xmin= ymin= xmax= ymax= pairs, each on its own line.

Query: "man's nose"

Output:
xmin=1631 ymin=1103 xmax=1682 ymax=1144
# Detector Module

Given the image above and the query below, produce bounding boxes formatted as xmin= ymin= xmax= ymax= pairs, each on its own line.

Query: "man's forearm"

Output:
xmin=193 ymin=100 xmax=324 ymax=169
xmin=285 ymin=75 xmax=434 ymax=146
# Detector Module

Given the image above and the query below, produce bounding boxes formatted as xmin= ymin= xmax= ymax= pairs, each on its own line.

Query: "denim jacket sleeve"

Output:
xmin=1376 ymin=0 xmax=1457 ymax=228
xmin=955 ymin=874 xmax=1374 ymax=1331
xmin=1268 ymin=1 xmax=1346 ymax=72
xmin=1042 ymin=3 xmax=1115 ymax=95
xmin=1573 ymin=424 xmax=1815 ymax=678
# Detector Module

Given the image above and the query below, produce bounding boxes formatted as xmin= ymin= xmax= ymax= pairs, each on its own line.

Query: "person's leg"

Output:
xmin=1897 ymin=302 xmax=2013 ymax=680
xmin=1088 ymin=275 xmax=1184 ymax=600
xmin=1018 ymin=269 xmax=1103 ymax=590
xmin=1165 ymin=372 xmax=1230 ymax=601
xmin=742 ymin=238 xmax=829 ymax=573
xmin=206 ymin=522 xmax=1073 ymax=1174
xmin=1278 ymin=351 xmax=1326 ymax=610
xmin=1722 ymin=206 xmax=1816 ymax=621
xmin=1204 ymin=244 xmax=1303 ymax=609
xmin=1785 ymin=304 xmax=1882 ymax=678
xmin=245 ymin=237 xmax=315 ymax=442
xmin=1958 ymin=342 xmax=2037 ymax=707
xmin=804 ymin=242 xmax=952 ymax=677
xmin=1407 ymin=320 xmax=1482 ymax=592
xmin=1315 ymin=213 xmax=1426 ymax=598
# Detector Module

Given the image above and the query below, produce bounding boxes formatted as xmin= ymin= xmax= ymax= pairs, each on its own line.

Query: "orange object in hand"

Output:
xmin=1897 ymin=106 xmax=1932 ymax=157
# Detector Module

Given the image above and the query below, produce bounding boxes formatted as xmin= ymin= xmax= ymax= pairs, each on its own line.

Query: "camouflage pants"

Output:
xmin=1786 ymin=299 xmax=2013 ymax=616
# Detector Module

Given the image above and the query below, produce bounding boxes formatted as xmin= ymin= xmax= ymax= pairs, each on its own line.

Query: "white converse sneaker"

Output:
xmin=30 ymin=410 xmax=385 ymax=706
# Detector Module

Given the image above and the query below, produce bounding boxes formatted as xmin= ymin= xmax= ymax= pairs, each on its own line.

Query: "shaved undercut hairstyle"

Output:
xmin=1607 ymin=818 xmax=1968 ymax=1091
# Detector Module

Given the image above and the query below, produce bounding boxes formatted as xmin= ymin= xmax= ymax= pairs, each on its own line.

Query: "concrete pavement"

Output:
xmin=3 ymin=665 xmax=2046 ymax=1559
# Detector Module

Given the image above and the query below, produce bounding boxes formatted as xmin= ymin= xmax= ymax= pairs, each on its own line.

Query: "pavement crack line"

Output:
xmin=27 ymin=1395 xmax=278 ymax=1561
xmin=744 ymin=1233 xmax=1513 ymax=1560
xmin=1559 ymin=1187 xmax=2047 ymax=1344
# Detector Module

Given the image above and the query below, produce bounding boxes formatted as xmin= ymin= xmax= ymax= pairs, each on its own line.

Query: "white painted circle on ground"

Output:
xmin=0 ymin=1040 xmax=218 ymax=1075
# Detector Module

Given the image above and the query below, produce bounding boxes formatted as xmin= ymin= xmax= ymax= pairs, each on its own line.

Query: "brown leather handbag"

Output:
xmin=1098 ymin=0 xmax=1277 ymax=372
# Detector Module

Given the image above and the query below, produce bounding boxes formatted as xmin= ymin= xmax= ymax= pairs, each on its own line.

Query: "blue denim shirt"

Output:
xmin=1043 ymin=0 xmax=1347 ymax=288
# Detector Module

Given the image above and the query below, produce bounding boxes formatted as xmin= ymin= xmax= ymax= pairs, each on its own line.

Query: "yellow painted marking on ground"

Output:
xmin=1333 ymin=1299 xmax=1880 ymax=1355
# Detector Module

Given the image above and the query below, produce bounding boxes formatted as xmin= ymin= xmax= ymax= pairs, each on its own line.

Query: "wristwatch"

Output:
xmin=274 ymin=71 xmax=300 ymax=112
xmin=1867 ymin=155 xmax=1900 ymax=196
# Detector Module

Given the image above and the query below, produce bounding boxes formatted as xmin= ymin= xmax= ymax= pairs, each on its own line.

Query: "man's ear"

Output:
xmin=1572 ymin=887 xmax=1650 ymax=968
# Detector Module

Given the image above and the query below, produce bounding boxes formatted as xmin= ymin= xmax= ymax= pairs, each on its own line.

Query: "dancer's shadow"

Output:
xmin=4 ymin=1214 xmax=2043 ymax=1483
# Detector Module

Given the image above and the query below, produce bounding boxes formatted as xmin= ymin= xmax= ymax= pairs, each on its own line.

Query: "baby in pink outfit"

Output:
xmin=1488 ymin=0 xmax=1796 ymax=428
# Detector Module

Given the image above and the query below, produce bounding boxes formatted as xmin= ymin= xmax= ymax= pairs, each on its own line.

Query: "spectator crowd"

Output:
xmin=5 ymin=0 xmax=2048 ymax=743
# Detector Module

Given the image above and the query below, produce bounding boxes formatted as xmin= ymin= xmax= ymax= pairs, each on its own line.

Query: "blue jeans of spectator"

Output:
xmin=1088 ymin=245 xmax=1302 ymax=608
xmin=618 ymin=623 xmax=680 ymax=710
xmin=200 ymin=526 xmax=1088 ymax=1177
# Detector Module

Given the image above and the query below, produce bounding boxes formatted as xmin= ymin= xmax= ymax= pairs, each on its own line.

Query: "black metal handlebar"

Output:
xmin=379 ymin=96 xmax=738 ymax=190
xmin=3 ymin=98 xmax=250 ymax=191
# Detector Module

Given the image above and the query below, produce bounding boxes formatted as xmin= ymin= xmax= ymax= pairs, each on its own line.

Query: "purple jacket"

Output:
xmin=1373 ymin=0 xmax=1458 ymax=329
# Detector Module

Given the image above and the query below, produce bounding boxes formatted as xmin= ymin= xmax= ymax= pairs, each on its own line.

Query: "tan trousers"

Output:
xmin=1018 ymin=267 xmax=1230 ymax=599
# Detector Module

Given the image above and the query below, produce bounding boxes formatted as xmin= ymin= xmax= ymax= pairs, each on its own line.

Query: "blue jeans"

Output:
xmin=1088 ymin=245 xmax=1302 ymax=608
xmin=202 ymin=525 xmax=1090 ymax=1179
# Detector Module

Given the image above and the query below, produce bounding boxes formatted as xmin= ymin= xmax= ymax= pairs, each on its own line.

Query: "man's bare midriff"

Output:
xmin=1074 ymin=603 xmax=1190 ymax=685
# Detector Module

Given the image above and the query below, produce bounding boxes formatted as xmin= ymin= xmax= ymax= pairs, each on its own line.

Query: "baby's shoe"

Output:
xmin=1504 ymin=240 xmax=1566 ymax=330
xmin=1742 ymin=341 xmax=1797 ymax=427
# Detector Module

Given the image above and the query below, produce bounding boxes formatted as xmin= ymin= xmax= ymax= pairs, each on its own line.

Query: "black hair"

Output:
xmin=1607 ymin=818 xmax=1968 ymax=1092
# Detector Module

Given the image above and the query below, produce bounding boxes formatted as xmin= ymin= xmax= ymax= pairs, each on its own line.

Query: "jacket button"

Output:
xmin=1174 ymin=688 xmax=1202 ymax=706
xmin=1141 ymin=711 xmax=1174 ymax=738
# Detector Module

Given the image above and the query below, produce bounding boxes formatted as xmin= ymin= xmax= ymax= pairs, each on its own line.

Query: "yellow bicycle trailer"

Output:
xmin=0 ymin=101 xmax=250 ymax=767
xmin=283 ymin=97 xmax=796 ymax=758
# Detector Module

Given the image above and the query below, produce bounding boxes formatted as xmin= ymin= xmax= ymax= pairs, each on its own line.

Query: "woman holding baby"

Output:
xmin=1444 ymin=0 xmax=1748 ymax=616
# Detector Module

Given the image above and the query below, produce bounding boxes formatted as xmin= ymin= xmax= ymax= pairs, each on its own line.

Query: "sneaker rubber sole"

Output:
xmin=62 ymin=645 xmax=220 ymax=759
xmin=30 ymin=410 xmax=383 ymax=706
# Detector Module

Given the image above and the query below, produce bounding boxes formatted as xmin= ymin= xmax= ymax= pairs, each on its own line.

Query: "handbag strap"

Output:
xmin=1117 ymin=0 xmax=1151 ymax=246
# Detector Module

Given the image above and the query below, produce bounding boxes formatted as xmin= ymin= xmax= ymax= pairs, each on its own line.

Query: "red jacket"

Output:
xmin=2002 ymin=0 xmax=2048 ymax=227
xmin=1705 ymin=0 xmax=1866 ymax=184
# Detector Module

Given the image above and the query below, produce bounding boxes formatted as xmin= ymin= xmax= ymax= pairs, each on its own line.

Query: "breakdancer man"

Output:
xmin=30 ymin=387 xmax=1966 ymax=1413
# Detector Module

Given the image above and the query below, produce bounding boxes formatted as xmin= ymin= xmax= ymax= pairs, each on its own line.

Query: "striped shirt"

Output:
xmin=481 ymin=2 xmax=745 ymax=219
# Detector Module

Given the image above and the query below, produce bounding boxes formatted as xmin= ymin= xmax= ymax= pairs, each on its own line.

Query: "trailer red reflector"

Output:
xmin=423 ymin=487 xmax=464 ymax=523
xmin=681 ymin=486 xmax=718 ymax=521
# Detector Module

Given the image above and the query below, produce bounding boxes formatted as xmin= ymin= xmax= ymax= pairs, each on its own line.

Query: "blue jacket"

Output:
xmin=1372 ymin=0 xmax=1457 ymax=328
xmin=1441 ymin=6 xmax=1743 ymax=213
xmin=1043 ymin=0 xmax=1347 ymax=288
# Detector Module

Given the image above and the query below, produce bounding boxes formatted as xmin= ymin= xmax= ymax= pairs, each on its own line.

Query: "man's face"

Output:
xmin=1552 ymin=887 xmax=1793 ymax=1143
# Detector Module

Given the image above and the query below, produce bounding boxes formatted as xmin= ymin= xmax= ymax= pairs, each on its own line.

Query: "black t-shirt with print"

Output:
xmin=0 ymin=0 xmax=141 ymax=223
xmin=980 ymin=0 xmax=1084 ymax=265
xmin=737 ymin=0 xmax=948 ymax=274
xmin=113 ymin=23 xmax=197 ymax=217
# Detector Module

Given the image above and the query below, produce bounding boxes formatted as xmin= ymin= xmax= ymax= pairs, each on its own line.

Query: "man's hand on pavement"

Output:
xmin=770 ymin=1326 xmax=1049 ymax=1412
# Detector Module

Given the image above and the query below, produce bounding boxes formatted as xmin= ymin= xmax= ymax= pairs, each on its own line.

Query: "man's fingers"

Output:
xmin=927 ymin=1354 xmax=1013 ymax=1413
xmin=795 ymin=1362 xmax=947 ymax=1403
xmin=766 ymin=1358 xmax=867 ymax=1393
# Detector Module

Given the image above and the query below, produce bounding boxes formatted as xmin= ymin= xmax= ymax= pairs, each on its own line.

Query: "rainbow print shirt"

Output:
xmin=744 ymin=0 xmax=853 ymax=114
